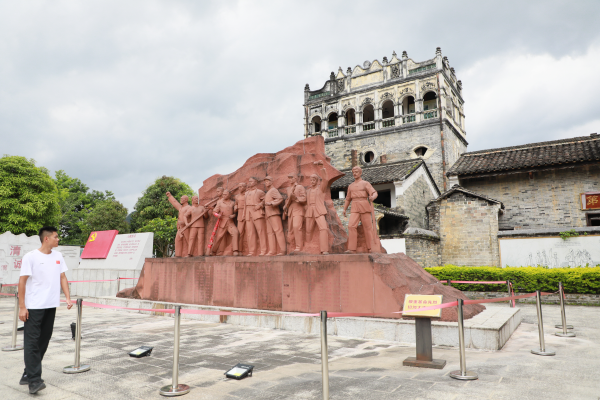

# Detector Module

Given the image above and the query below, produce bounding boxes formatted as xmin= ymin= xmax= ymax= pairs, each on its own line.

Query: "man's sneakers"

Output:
xmin=20 ymin=373 xmax=44 ymax=387
xmin=29 ymin=380 xmax=46 ymax=394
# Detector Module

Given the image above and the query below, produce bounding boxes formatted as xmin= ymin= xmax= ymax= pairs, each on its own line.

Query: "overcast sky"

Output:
xmin=1 ymin=1 xmax=599 ymax=211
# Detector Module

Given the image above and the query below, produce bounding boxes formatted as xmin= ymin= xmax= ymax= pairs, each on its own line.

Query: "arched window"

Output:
xmin=414 ymin=146 xmax=428 ymax=157
xmin=311 ymin=116 xmax=321 ymax=133
xmin=364 ymin=151 xmax=375 ymax=163
xmin=346 ymin=109 xmax=356 ymax=125
xmin=382 ymin=100 xmax=394 ymax=119
xmin=423 ymin=92 xmax=437 ymax=111
xmin=328 ymin=113 xmax=338 ymax=131
xmin=363 ymin=104 xmax=374 ymax=122
xmin=403 ymin=96 xmax=415 ymax=115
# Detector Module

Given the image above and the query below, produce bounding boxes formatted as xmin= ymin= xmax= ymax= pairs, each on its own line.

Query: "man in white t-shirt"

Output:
xmin=18 ymin=226 xmax=73 ymax=394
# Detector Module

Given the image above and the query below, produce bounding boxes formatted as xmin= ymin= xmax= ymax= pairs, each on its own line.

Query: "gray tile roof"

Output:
xmin=429 ymin=184 xmax=504 ymax=209
xmin=447 ymin=134 xmax=600 ymax=177
xmin=331 ymin=159 xmax=423 ymax=189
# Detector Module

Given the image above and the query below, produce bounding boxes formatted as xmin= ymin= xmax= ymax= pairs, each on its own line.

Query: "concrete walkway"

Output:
xmin=1 ymin=298 xmax=598 ymax=399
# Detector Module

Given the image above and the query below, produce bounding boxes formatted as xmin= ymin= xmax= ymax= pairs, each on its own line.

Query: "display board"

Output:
xmin=81 ymin=230 xmax=118 ymax=259
xmin=499 ymin=235 xmax=600 ymax=268
xmin=403 ymin=294 xmax=443 ymax=318
xmin=79 ymin=232 xmax=153 ymax=270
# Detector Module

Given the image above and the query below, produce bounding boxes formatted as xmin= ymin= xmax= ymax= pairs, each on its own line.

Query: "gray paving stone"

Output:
xmin=2 ymin=299 xmax=600 ymax=399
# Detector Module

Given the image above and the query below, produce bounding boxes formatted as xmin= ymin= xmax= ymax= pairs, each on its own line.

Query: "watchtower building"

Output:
xmin=303 ymin=47 xmax=467 ymax=193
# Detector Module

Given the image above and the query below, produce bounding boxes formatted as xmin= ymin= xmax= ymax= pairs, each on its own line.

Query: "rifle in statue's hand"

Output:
xmin=178 ymin=196 xmax=220 ymax=237
xmin=282 ymin=186 xmax=296 ymax=221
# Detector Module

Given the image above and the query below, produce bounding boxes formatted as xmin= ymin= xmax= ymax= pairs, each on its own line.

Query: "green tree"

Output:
xmin=137 ymin=216 xmax=177 ymax=257
xmin=80 ymin=199 xmax=130 ymax=240
xmin=0 ymin=155 xmax=61 ymax=235
xmin=54 ymin=170 xmax=115 ymax=245
xmin=130 ymin=176 xmax=194 ymax=232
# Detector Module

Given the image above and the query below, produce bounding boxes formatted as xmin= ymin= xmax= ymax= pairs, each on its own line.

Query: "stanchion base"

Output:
xmin=159 ymin=384 xmax=191 ymax=397
xmin=63 ymin=364 xmax=91 ymax=374
xmin=555 ymin=332 xmax=576 ymax=337
xmin=2 ymin=345 xmax=24 ymax=351
xmin=449 ymin=370 xmax=478 ymax=380
xmin=531 ymin=348 xmax=556 ymax=356
xmin=555 ymin=325 xmax=573 ymax=329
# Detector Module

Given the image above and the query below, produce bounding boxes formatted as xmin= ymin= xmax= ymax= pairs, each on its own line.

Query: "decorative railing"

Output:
xmin=327 ymin=129 xmax=338 ymax=138
xmin=363 ymin=122 xmax=375 ymax=131
xmin=308 ymin=91 xmax=331 ymax=100
xmin=345 ymin=126 xmax=356 ymax=134
xmin=408 ymin=64 xmax=436 ymax=75
xmin=424 ymin=110 xmax=438 ymax=120
xmin=382 ymin=118 xmax=395 ymax=128
xmin=402 ymin=114 xmax=416 ymax=123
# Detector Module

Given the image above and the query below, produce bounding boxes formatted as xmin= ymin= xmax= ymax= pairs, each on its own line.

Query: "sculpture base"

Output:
xmin=119 ymin=253 xmax=484 ymax=322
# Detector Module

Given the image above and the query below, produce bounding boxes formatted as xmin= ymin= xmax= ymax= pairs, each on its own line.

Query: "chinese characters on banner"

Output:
xmin=581 ymin=192 xmax=600 ymax=210
xmin=402 ymin=294 xmax=443 ymax=318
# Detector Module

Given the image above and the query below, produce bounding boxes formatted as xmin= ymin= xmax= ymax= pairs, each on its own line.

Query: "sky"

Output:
xmin=1 ymin=1 xmax=599 ymax=211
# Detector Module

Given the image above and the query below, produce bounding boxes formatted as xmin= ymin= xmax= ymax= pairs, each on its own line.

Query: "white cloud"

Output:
xmin=463 ymin=45 xmax=600 ymax=150
xmin=1 ymin=1 xmax=599 ymax=211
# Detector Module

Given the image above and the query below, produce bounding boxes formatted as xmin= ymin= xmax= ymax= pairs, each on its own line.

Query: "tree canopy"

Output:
xmin=0 ymin=155 xmax=61 ymax=235
xmin=54 ymin=170 xmax=117 ymax=245
xmin=130 ymin=176 xmax=194 ymax=232
xmin=137 ymin=216 xmax=177 ymax=257
xmin=80 ymin=199 xmax=130 ymax=241
xmin=132 ymin=176 xmax=194 ymax=256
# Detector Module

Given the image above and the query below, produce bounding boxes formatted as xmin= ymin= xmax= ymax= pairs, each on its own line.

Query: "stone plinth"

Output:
xmin=119 ymin=253 xmax=484 ymax=322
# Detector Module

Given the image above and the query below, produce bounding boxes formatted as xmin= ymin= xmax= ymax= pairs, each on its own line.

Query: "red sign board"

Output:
xmin=581 ymin=192 xmax=600 ymax=210
xmin=81 ymin=230 xmax=119 ymax=259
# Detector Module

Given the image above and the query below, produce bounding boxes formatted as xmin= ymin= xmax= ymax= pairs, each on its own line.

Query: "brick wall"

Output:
xmin=325 ymin=121 xmax=446 ymax=189
xmin=405 ymin=233 xmax=441 ymax=268
xmin=433 ymin=192 xmax=501 ymax=266
xmin=460 ymin=164 xmax=600 ymax=230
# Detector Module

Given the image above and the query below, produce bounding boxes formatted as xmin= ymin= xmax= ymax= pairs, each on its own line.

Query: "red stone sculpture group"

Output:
xmin=166 ymin=136 xmax=384 ymax=257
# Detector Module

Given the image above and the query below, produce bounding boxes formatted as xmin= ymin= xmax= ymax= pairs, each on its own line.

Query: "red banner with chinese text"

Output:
xmin=80 ymin=230 xmax=119 ymax=259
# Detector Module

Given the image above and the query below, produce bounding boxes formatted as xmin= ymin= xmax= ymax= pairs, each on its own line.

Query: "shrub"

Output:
xmin=424 ymin=265 xmax=600 ymax=294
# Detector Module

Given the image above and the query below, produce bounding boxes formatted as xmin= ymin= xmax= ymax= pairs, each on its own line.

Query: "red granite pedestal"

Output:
xmin=118 ymin=253 xmax=484 ymax=322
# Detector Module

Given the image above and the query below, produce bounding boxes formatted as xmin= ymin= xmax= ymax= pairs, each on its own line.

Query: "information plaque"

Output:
xmin=403 ymin=294 xmax=443 ymax=318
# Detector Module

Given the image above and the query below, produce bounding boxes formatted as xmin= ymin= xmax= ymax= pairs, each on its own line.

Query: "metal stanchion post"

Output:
xmin=0 ymin=284 xmax=5 ymax=324
xmin=160 ymin=306 xmax=190 ymax=396
xmin=555 ymin=282 xmax=575 ymax=337
xmin=320 ymin=311 xmax=329 ymax=400
xmin=506 ymin=281 xmax=513 ymax=308
xmin=63 ymin=299 xmax=91 ymax=373
xmin=117 ymin=276 xmax=120 ymax=293
xmin=449 ymin=299 xmax=477 ymax=380
xmin=2 ymin=293 xmax=24 ymax=351
xmin=531 ymin=291 xmax=556 ymax=356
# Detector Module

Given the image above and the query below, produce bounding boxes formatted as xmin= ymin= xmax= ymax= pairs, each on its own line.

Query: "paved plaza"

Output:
xmin=1 ymin=298 xmax=599 ymax=399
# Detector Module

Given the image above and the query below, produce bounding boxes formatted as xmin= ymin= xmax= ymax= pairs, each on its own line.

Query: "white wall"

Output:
xmin=499 ymin=235 xmax=600 ymax=267
xmin=381 ymin=238 xmax=406 ymax=254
